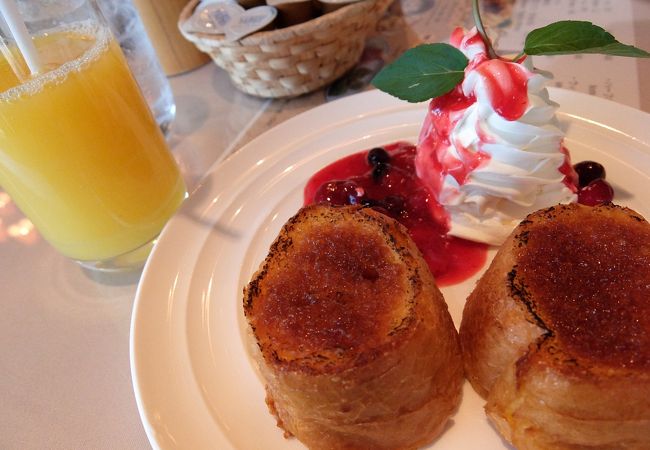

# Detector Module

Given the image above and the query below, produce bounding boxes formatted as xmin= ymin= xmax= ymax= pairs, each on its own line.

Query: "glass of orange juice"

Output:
xmin=0 ymin=0 xmax=187 ymax=270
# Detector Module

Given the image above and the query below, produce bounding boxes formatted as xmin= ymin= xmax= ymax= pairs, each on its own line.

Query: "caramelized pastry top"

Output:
xmin=244 ymin=205 xmax=417 ymax=374
xmin=510 ymin=204 xmax=650 ymax=371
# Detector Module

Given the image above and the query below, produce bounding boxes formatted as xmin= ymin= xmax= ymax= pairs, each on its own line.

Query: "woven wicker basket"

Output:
xmin=179 ymin=0 xmax=392 ymax=98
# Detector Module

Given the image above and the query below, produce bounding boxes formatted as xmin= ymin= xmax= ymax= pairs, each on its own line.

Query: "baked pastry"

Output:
xmin=243 ymin=204 xmax=463 ymax=450
xmin=459 ymin=203 xmax=650 ymax=449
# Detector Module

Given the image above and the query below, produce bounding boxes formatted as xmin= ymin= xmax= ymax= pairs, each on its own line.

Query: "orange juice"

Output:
xmin=0 ymin=27 xmax=186 ymax=263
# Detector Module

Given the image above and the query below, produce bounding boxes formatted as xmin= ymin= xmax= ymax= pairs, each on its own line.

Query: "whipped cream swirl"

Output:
xmin=415 ymin=27 xmax=577 ymax=246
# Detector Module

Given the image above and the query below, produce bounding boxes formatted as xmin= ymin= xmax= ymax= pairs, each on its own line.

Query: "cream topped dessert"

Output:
xmin=415 ymin=27 xmax=577 ymax=245
xmin=303 ymin=12 xmax=642 ymax=286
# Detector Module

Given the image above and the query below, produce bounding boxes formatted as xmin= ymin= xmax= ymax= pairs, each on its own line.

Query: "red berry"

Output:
xmin=577 ymin=179 xmax=614 ymax=206
xmin=313 ymin=180 xmax=365 ymax=205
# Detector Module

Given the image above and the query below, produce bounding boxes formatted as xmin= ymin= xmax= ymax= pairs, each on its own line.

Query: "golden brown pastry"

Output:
xmin=243 ymin=204 xmax=463 ymax=450
xmin=460 ymin=203 xmax=650 ymax=449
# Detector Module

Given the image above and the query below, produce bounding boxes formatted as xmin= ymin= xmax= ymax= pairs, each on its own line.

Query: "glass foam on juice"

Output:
xmin=0 ymin=15 xmax=186 ymax=269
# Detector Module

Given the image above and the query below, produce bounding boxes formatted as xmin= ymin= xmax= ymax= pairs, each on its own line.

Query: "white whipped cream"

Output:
xmin=416 ymin=28 xmax=577 ymax=246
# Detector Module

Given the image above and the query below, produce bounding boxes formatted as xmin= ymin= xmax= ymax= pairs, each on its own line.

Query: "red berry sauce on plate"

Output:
xmin=303 ymin=142 xmax=488 ymax=287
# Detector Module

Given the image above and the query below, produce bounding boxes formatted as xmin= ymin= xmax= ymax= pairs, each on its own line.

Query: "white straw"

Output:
xmin=0 ymin=37 xmax=27 ymax=79
xmin=0 ymin=0 xmax=42 ymax=75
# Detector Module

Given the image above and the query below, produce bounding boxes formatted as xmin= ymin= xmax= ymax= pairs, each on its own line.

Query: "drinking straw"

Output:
xmin=0 ymin=37 xmax=28 ymax=80
xmin=0 ymin=0 xmax=42 ymax=75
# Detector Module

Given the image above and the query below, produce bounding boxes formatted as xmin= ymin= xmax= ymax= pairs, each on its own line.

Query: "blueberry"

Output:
xmin=372 ymin=163 xmax=388 ymax=182
xmin=367 ymin=148 xmax=391 ymax=182
xmin=573 ymin=160 xmax=606 ymax=188
xmin=367 ymin=147 xmax=390 ymax=167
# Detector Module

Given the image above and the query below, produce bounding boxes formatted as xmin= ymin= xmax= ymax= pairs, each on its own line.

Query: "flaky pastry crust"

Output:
xmin=244 ymin=204 xmax=463 ymax=449
xmin=460 ymin=203 xmax=650 ymax=449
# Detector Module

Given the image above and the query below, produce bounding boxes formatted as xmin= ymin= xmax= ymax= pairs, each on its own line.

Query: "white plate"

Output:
xmin=130 ymin=88 xmax=650 ymax=450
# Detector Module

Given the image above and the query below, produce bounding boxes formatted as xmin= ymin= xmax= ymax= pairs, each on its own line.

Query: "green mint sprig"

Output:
xmin=523 ymin=21 xmax=650 ymax=58
xmin=371 ymin=44 xmax=468 ymax=103
xmin=371 ymin=3 xmax=650 ymax=103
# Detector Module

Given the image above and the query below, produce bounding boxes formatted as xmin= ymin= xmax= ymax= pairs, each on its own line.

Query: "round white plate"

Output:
xmin=130 ymin=88 xmax=650 ymax=450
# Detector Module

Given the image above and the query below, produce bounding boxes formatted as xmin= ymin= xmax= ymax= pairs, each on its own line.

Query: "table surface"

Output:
xmin=2 ymin=0 xmax=650 ymax=448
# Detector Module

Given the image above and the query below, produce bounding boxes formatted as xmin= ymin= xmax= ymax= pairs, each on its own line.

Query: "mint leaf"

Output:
xmin=525 ymin=21 xmax=650 ymax=57
xmin=372 ymin=43 xmax=468 ymax=103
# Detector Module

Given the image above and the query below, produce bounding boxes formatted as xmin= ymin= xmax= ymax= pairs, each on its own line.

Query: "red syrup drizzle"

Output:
xmin=559 ymin=144 xmax=579 ymax=192
xmin=303 ymin=142 xmax=487 ymax=287
xmin=474 ymin=59 xmax=531 ymax=121
xmin=415 ymin=85 xmax=490 ymax=209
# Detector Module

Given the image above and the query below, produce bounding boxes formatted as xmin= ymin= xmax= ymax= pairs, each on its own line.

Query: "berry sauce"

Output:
xmin=303 ymin=142 xmax=487 ymax=287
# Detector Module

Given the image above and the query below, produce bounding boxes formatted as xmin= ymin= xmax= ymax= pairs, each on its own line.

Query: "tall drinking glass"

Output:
xmin=0 ymin=0 xmax=187 ymax=271
xmin=98 ymin=0 xmax=176 ymax=135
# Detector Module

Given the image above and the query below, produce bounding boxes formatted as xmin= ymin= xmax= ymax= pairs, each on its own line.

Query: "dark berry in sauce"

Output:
xmin=382 ymin=195 xmax=405 ymax=218
xmin=372 ymin=164 xmax=388 ymax=182
xmin=360 ymin=195 xmax=405 ymax=219
xmin=368 ymin=147 xmax=391 ymax=182
xmin=367 ymin=147 xmax=390 ymax=166
xmin=573 ymin=160 xmax=606 ymax=188
xmin=360 ymin=197 xmax=382 ymax=208
xmin=578 ymin=179 xmax=614 ymax=206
